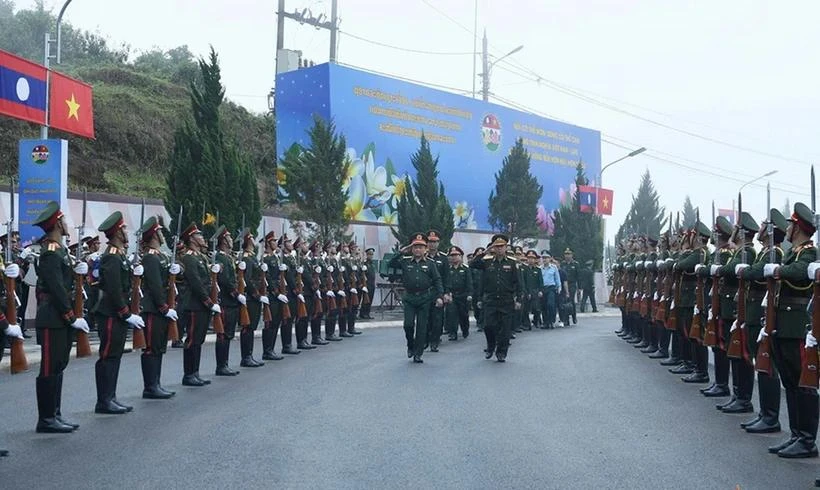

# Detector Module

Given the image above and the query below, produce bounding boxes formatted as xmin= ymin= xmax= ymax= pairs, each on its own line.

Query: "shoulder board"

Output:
xmin=483 ymin=255 xmax=493 ymax=260
xmin=46 ymin=241 xmax=61 ymax=252
xmin=185 ymin=250 xmax=195 ymax=255
xmin=402 ymin=255 xmax=412 ymax=259
xmin=107 ymin=246 xmax=119 ymax=255
xmin=147 ymin=248 xmax=160 ymax=255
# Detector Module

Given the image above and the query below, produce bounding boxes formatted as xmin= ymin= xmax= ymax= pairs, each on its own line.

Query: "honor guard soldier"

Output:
xmin=445 ymin=246 xmax=472 ymax=341
xmin=425 ymin=229 xmax=449 ymax=351
xmin=213 ymin=225 xmax=243 ymax=375
xmin=674 ymin=222 xmax=709 ymax=381
xmin=766 ymin=203 xmax=818 ymax=458
xmin=388 ymin=233 xmax=443 ymax=363
xmin=94 ymin=211 xmax=145 ymax=414
xmin=344 ymin=241 xmax=363 ymax=335
xmin=561 ymin=248 xmax=579 ymax=325
xmin=524 ymin=250 xmax=544 ymax=329
xmin=83 ymin=234 xmax=102 ymax=333
xmin=359 ymin=247 xmax=376 ymax=320
xmin=2 ymin=231 xmax=32 ymax=338
xmin=470 ymin=234 xmax=523 ymax=362
xmin=307 ymin=240 xmax=329 ymax=345
xmin=277 ymin=235 xmax=302 ymax=354
xmin=290 ymin=237 xmax=317 ymax=349
xmin=31 ymin=202 xmax=85 ymax=433
xmin=179 ymin=223 xmax=219 ymax=387
xmin=261 ymin=231 xmax=285 ymax=359
xmin=239 ymin=229 xmax=269 ymax=365
xmin=325 ymin=241 xmax=349 ymax=339
xmin=737 ymin=209 xmax=786 ymax=433
xmin=137 ymin=217 xmax=178 ymax=398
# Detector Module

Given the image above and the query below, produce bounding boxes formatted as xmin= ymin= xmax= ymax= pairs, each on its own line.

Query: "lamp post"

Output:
xmin=481 ymin=31 xmax=523 ymax=102
xmin=598 ymin=147 xmax=646 ymax=186
xmin=40 ymin=0 xmax=73 ymax=139
xmin=737 ymin=170 xmax=777 ymax=220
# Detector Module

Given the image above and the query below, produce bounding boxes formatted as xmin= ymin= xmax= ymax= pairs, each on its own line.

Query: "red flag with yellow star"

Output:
xmin=597 ymin=187 xmax=614 ymax=216
xmin=48 ymin=70 xmax=94 ymax=139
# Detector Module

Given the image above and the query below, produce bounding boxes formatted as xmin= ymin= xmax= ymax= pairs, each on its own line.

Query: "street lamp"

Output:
xmin=40 ymin=0 xmax=73 ymax=139
xmin=598 ymin=147 xmax=646 ymax=186
xmin=481 ymin=33 xmax=523 ymax=102
xmin=738 ymin=170 xmax=778 ymax=193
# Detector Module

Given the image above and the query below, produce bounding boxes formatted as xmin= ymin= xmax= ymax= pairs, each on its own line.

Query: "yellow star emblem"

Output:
xmin=65 ymin=94 xmax=80 ymax=120
xmin=601 ymin=196 xmax=609 ymax=210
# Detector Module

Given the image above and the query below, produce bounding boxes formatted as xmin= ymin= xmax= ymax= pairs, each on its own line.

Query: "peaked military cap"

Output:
xmin=365 ymin=247 xmax=375 ymax=253
xmin=739 ymin=212 xmax=758 ymax=233
xmin=236 ymin=229 xmax=255 ymax=247
xmin=695 ymin=221 xmax=711 ymax=238
xmin=563 ymin=248 xmax=573 ymax=254
xmin=309 ymin=239 xmax=321 ymax=251
xmin=526 ymin=250 xmax=538 ymax=258
xmin=68 ymin=242 xmax=80 ymax=253
xmin=448 ymin=246 xmax=464 ymax=256
xmin=180 ymin=222 xmax=201 ymax=242
xmin=513 ymin=245 xmax=524 ymax=254
xmin=541 ymin=250 xmax=551 ymax=257
xmin=33 ymin=201 xmax=63 ymax=232
xmin=426 ymin=229 xmax=441 ymax=242
xmin=489 ymin=234 xmax=509 ymax=247
xmin=769 ymin=209 xmax=788 ymax=233
xmin=212 ymin=225 xmax=228 ymax=242
xmin=260 ymin=231 xmax=276 ymax=244
xmin=788 ymin=202 xmax=816 ymax=233
xmin=139 ymin=216 xmax=163 ymax=241
xmin=323 ymin=240 xmax=334 ymax=252
xmin=277 ymin=234 xmax=292 ymax=248
xmin=715 ymin=216 xmax=733 ymax=236
xmin=292 ymin=237 xmax=303 ymax=249
xmin=98 ymin=211 xmax=125 ymax=238
xmin=82 ymin=233 xmax=99 ymax=244
xmin=410 ymin=233 xmax=427 ymax=246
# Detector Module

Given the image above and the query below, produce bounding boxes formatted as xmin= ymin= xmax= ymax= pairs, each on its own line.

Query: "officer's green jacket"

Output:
xmin=141 ymin=248 xmax=170 ymax=314
xmin=95 ymin=244 xmax=132 ymax=319
xmin=471 ymin=267 xmax=483 ymax=298
xmin=676 ymin=248 xmax=708 ymax=308
xmin=34 ymin=239 xmax=76 ymax=329
xmin=716 ymin=245 xmax=754 ymax=319
xmin=563 ymin=259 xmax=579 ymax=287
xmin=470 ymin=253 xmax=524 ymax=303
xmin=775 ymin=240 xmax=816 ymax=338
xmin=180 ymin=249 xmax=213 ymax=312
xmin=216 ymin=251 xmax=240 ymax=308
xmin=388 ymin=254 xmax=443 ymax=301
xmin=364 ymin=258 xmax=376 ymax=287
xmin=740 ymin=245 xmax=783 ymax=327
xmin=262 ymin=252 xmax=281 ymax=315
xmin=525 ymin=264 xmax=543 ymax=294
xmin=429 ymin=250 xmax=450 ymax=294
xmin=282 ymin=252 xmax=298 ymax=296
xmin=448 ymin=263 xmax=473 ymax=299
xmin=243 ymin=250 xmax=263 ymax=300
xmin=299 ymin=253 xmax=316 ymax=297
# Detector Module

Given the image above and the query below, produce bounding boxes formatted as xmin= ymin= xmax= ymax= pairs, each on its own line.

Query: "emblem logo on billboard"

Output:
xmin=31 ymin=144 xmax=50 ymax=164
xmin=481 ymin=114 xmax=501 ymax=152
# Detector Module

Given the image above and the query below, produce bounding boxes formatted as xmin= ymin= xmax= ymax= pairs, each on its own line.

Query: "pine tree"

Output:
xmin=165 ymin=47 xmax=261 ymax=239
xmin=392 ymin=134 xmax=454 ymax=246
xmin=487 ymin=138 xmax=543 ymax=243
xmin=614 ymin=170 xmax=667 ymax=244
xmin=280 ymin=115 xmax=350 ymax=241
xmin=682 ymin=195 xmax=697 ymax=228
xmin=550 ymin=162 xmax=603 ymax=269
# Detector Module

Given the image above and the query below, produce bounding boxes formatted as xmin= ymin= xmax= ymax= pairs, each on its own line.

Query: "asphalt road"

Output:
xmin=0 ymin=316 xmax=817 ymax=489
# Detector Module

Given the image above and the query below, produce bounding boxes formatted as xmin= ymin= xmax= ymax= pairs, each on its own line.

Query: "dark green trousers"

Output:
xmin=445 ymin=296 xmax=469 ymax=336
xmin=403 ymin=293 xmax=431 ymax=356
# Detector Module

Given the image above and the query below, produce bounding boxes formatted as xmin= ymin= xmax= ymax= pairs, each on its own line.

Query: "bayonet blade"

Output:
xmin=768 ymin=183 xmax=774 ymax=263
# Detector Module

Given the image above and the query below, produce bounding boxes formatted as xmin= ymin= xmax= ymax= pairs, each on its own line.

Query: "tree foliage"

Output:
xmin=487 ymin=138 xmax=543 ymax=243
xmin=280 ymin=116 xmax=350 ymax=242
xmin=615 ymin=170 xmax=667 ymax=244
xmin=682 ymin=195 xmax=697 ymax=228
xmin=550 ymin=162 xmax=603 ymax=269
xmin=392 ymin=135 xmax=454 ymax=246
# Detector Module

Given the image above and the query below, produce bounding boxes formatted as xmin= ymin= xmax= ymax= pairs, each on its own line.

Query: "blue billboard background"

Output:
xmin=275 ymin=63 xmax=601 ymax=233
xmin=18 ymin=138 xmax=67 ymax=245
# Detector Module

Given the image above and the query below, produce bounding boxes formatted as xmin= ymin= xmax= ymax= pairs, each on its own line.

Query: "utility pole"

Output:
xmin=471 ymin=0 xmax=478 ymax=99
xmin=329 ymin=0 xmax=338 ymax=62
xmin=481 ymin=29 xmax=489 ymax=102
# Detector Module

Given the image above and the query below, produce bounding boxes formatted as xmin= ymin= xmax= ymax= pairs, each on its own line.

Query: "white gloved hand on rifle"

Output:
xmin=362 ymin=265 xmax=367 ymax=271
xmin=71 ymin=318 xmax=90 ymax=333
xmin=210 ymin=263 xmax=222 ymax=274
xmin=763 ymin=263 xmax=778 ymax=278
xmin=279 ymin=263 xmax=288 ymax=272
xmin=4 ymin=323 xmax=23 ymax=339
xmin=3 ymin=263 xmax=19 ymax=279
xmin=757 ymin=329 xmax=768 ymax=343
xmin=297 ymin=294 xmax=305 ymax=303
xmin=73 ymin=262 xmax=89 ymax=275
xmin=236 ymin=293 xmax=246 ymax=305
xmin=730 ymin=320 xmax=739 ymax=333
xmin=132 ymin=264 xmax=144 ymax=277
xmin=808 ymin=262 xmax=820 ymax=281
xmin=125 ymin=314 xmax=145 ymax=329
xmin=314 ymin=266 xmax=322 ymax=274
xmin=296 ymin=266 xmax=304 ymax=274
xmin=338 ymin=290 xmax=346 ymax=297
xmin=694 ymin=264 xmax=704 ymax=273
xmin=327 ymin=265 xmax=335 ymax=272
xmin=735 ymin=264 xmax=749 ymax=277
xmin=210 ymin=304 xmax=221 ymax=314
xmin=350 ymin=288 xmax=357 ymax=294
xmin=709 ymin=264 xmax=720 ymax=276
xmin=169 ymin=263 xmax=181 ymax=275
xmin=806 ymin=331 xmax=818 ymax=349
xmin=260 ymin=263 xmax=269 ymax=273
xmin=362 ymin=287 xmax=368 ymax=293
xmin=165 ymin=308 xmax=178 ymax=321
xmin=238 ymin=261 xmax=247 ymax=271
xmin=277 ymin=294 xmax=289 ymax=303
xmin=260 ymin=295 xmax=270 ymax=305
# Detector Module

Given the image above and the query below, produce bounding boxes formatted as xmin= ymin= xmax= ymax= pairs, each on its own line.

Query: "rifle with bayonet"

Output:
xmin=728 ymin=192 xmax=748 ymax=360
xmin=800 ymin=166 xmax=820 ymax=388
xmin=73 ymin=190 xmax=92 ymax=358
xmin=6 ymin=178 xmax=28 ymax=373
xmin=207 ymin=211 xmax=225 ymax=334
xmin=704 ymin=201 xmax=720 ymax=347
xmin=258 ymin=220 xmax=272 ymax=323
xmin=236 ymin=214 xmax=251 ymax=327
xmin=690 ymin=209 xmax=706 ymax=341
xmin=165 ymin=206 xmax=182 ymax=342
xmin=130 ymin=198 xmax=147 ymax=350
xmin=756 ymin=183 xmax=777 ymax=376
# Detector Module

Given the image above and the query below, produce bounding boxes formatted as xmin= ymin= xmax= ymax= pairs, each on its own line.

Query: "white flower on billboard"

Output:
xmin=344 ymin=175 xmax=377 ymax=221
xmin=453 ymin=201 xmax=477 ymax=229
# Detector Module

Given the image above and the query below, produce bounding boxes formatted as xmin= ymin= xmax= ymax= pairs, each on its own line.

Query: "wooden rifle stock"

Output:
xmin=755 ymin=277 xmax=778 ymax=375
xmin=703 ymin=276 xmax=720 ymax=347
xmin=278 ymin=269 xmax=291 ymax=320
xmin=209 ymin=270 xmax=225 ymax=334
xmin=166 ymin=273 xmax=179 ymax=341
xmin=799 ymin=280 xmax=820 ymax=388
xmin=295 ymin=271 xmax=307 ymax=319
xmin=359 ymin=268 xmax=370 ymax=306
xmin=260 ymin=260 xmax=272 ymax=323
xmin=130 ymin=274 xmax=146 ymax=350
xmin=666 ymin=273 xmax=680 ymax=331
xmin=337 ymin=271 xmax=348 ymax=310
xmin=324 ymin=273 xmax=337 ymax=311
xmin=73 ymin=273 xmax=92 ymax=357
xmin=6 ymin=275 xmax=28 ymax=373
xmin=311 ymin=268 xmax=323 ymax=318
xmin=689 ymin=275 xmax=704 ymax=341
xmin=348 ymin=266 xmax=359 ymax=307
xmin=727 ymin=274 xmax=747 ymax=360
xmin=237 ymin=266 xmax=251 ymax=327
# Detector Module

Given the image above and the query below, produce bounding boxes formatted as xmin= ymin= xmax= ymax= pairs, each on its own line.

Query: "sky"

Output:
xmin=15 ymin=0 xmax=820 ymax=244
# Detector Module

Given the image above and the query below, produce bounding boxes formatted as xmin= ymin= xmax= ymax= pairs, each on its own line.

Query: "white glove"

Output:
xmin=763 ymin=263 xmax=777 ymax=277
xmin=730 ymin=320 xmax=739 ymax=333
xmin=708 ymin=309 xmax=714 ymax=321
xmin=238 ymin=261 xmax=247 ymax=271
xmin=297 ymin=294 xmax=305 ymax=303
xmin=467 ymin=295 xmax=473 ymax=302
xmin=644 ymin=261 xmax=652 ymax=267
xmin=352 ymin=265 xmax=358 ymax=271
xmin=757 ymin=328 xmax=768 ymax=343
xmin=350 ymin=288 xmax=357 ymax=294
xmin=19 ymin=248 xmax=32 ymax=260
xmin=327 ymin=265 xmax=335 ymax=272
xmin=340 ymin=266 xmax=346 ymax=272
xmin=92 ymin=269 xmax=100 ymax=279
xmin=260 ymin=295 xmax=270 ymax=305
xmin=338 ymin=291 xmax=346 ymax=297
xmin=314 ymin=266 xmax=322 ymax=273
xmin=362 ymin=287 xmax=368 ymax=293
xmin=279 ymin=263 xmax=288 ymax=271
xmin=316 ymin=290 xmax=321 ymax=298
xmin=362 ymin=265 xmax=367 ymax=271
xmin=71 ymin=318 xmax=90 ymax=333
xmin=807 ymin=332 xmax=818 ymax=348
xmin=4 ymin=323 xmax=23 ymax=339
xmin=237 ymin=293 xmax=246 ymax=305
xmin=808 ymin=262 xmax=820 ymax=281
xmin=710 ymin=265 xmax=719 ymax=276
xmin=694 ymin=264 xmax=704 ymax=273
xmin=735 ymin=264 xmax=750 ymax=276
xmin=656 ymin=260 xmax=664 ymax=267
xmin=660 ymin=295 xmax=666 ymax=302
xmin=761 ymin=291 xmax=769 ymax=308
xmin=622 ymin=262 xmax=627 ymax=267
xmin=165 ymin=308 xmax=178 ymax=321
xmin=277 ymin=294 xmax=289 ymax=303
xmin=670 ymin=300 xmax=675 ymax=310
xmin=211 ymin=304 xmax=221 ymax=314
xmin=73 ymin=262 xmax=89 ymax=275
xmin=296 ymin=266 xmax=304 ymax=274
xmin=694 ymin=306 xmax=700 ymax=315
xmin=125 ymin=314 xmax=145 ymax=329
xmin=261 ymin=263 xmax=269 ymax=272
xmin=326 ymin=291 xmax=335 ymax=298
xmin=632 ymin=291 xmax=639 ymax=299
xmin=211 ymin=263 xmax=222 ymax=274
xmin=321 ymin=252 xmax=327 ymax=260
xmin=3 ymin=263 xmax=19 ymax=279
xmin=653 ymin=292 xmax=659 ymax=301
xmin=132 ymin=264 xmax=144 ymax=276
xmin=169 ymin=263 xmax=181 ymax=275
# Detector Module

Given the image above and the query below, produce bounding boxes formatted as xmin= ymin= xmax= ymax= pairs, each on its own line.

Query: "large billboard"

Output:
xmin=275 ymin=63 xmax=601 ymax=233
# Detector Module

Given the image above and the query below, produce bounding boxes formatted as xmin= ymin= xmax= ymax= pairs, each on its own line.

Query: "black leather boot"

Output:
xmin=769 ymin=389 xmax=800 ymax=453
xmin=747 ymin=371 xmax=781 ymax=433
xmin=36 ymin=376 xmax=74 ymax=432
xmin=669 ymin=363 xmax=694 ymax=375
xmin=702 ymin=384 xmax=730 ymax=397
xmin=156 ymin=354 xmax=175 ymax=397
xmin=142 ymin=355 xmax=173 ymax=399
xmin=241 ymin=330 xmax=266 ymax=366
xmin=55 ymin=373 xmax=79 ymax=429
xmin=778 ymin=389 xmax=819 ymax=458
xmin=182 ymin=347 xmax=205 ymax=386
xmin=192 ymin=345 xmax=211 ymax=385
xmin=215 ymin=340 xmax=240 ymax=376
xmin=95 ymin=360 xmax=127 ymax=414
xmin=110 ymin=358 xmax=133 ymax=412
xmin=716 ymin=396 xmax=737 ymax=410
xmin=660 ymin=357 xmax=681 ymax=366
xmin=720 ymin=398 xmax=754 ymax=413
xmin=297 ymin=340 xmax=317 ymax=350
xmin=682 ymin=371 xmax=709 ymax=383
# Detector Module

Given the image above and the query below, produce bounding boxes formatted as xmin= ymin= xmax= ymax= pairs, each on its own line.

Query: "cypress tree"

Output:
xmin=550 ymin=161 xmax=603 ymax=268
xmin=487 ymin=138 xmax=543 ymax=243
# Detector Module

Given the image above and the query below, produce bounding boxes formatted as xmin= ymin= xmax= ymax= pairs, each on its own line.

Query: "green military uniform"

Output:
xmin=579 ymin=260 xmax=597 ymax=313
xmin=179 ymin=223 xmax=216 ymax=387
xmin=388 ymin=233 xmax=443 ymax=362
xmin=212 ymin=225 xmax=245 ymax=374
xmin=425 ymin=230 xmax=449 ymax=351
xmin=341 ymin=244 xmax=362 ymax=335
xmin=445 ymin=246 xmax=473 ymax=340
xmin=522 ymin=251 xmax=543 ymax=329
xmin=260 ymin=233 xmax=285 ymax=357
xmin=562 ymin=251 xmax=579 ymax=324
xmin=279 ymin=241 xmax=301 ymax=352
xmin=359 ymin=248 xmax=377 ymax=319
xmin=672 ymin=225 xmax=709 ymax=375
xmin=470 ymin=234 xmax=523 ymax=362
xmin=472 ymin=248 xmax=485 ymax=331
xmin=326 ymin=245 xmax=349 ymax=338
xmin=306 ymin=241 xmax=329 ymax=345
xmin=240 ymin=230 xmax=269 ymax=361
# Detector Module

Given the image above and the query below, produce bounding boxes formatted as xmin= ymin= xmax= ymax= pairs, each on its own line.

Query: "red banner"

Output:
xmin=597 ymin=188 xmax=614 ymax=215
xmin=49 ymin=71 xmax=95 ymax=139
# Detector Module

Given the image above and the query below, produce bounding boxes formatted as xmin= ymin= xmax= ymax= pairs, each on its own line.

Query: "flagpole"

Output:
xmin=39 ymin=0 xmax=73 ymax=139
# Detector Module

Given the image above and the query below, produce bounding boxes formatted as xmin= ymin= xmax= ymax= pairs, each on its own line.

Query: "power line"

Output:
xmin=340 ymin=31 xmax=474 ymax=56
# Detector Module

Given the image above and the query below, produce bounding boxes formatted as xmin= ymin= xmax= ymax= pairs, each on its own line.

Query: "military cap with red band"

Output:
xmin=98 ymin=211 xmax=126 ymax=238
xmin=32 ymin=201 xmax=63 ymax=232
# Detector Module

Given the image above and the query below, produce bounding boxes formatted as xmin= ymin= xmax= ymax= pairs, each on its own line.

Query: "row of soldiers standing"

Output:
xmin=610 ymin=202 xmax=819 ymax=466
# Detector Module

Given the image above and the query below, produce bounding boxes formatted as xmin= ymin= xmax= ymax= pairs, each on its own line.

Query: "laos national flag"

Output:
xmin=578 ymin=185 xmax=597 ymax=213
xmin=0 ymin=49 xmax=47 ymax=125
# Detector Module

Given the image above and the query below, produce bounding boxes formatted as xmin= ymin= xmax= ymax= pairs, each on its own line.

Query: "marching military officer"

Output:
xmin=213 ymin=225 xmax=243 ymax=375
xmin=260 ymin=231 xmax=285 ymax=359
xmin=472 ymin=247 xmax=485 ymax=332
xmin=388 ymin=233 xmax=443 ymax=363
xmin=30 ymin=202 xmax=85 ymax=432
xmin=766 ymin=203 xmax=818 ymax=458
xmin=524 ymin=250 xmax=544 ymax=330
xmin=445 ymin=246 xmax=472 ymax=341
xmin=512 ymin=246 xmax=527 ymax=333
xmin=561 ymin=248 xmax=579 ymax=325
xmin=359 ymin=247 xmax=376 ymax=320
xmin=306 ymin=240 xmax=329 ymax=345
xmin=470 ymin=234 xmax=523 ymax=362
xmin=137 ymin=216 xmax=179 ymax=399
xmin=238 ymin=229 xmax=268 ymax=365
xmin=179 ymin=223 xmax=219 ymax=387
xmin=93 ymin=211 xmax=145 ymax=413
xmin=737 ymin=209 xmax=786 ymax=433
xmin=426 ymin=229 xmax=449 ymax=351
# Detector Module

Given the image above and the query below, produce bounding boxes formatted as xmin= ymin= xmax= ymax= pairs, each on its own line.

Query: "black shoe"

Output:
xmin=36 ymin=417 xmax=75 ymax=432
xmin=171 ymin=340 xmax=184 ymax=349
xmin=614 ymin=329 xmax=624 ymax=335
xmin=413 ymin=355 xmax=423 ymax=363
xmin=242 ymin=356 xmax=264 ymax=366
xmin=510 ymin=333 xmax=516 ymax=339
xmin=261 ymin=351 xmax=281 ymax=361
xmin=112 ymin=400 xmax=133 ymax=412
xmin=721 ymin=399 xmax=754 ymax=414
xmin=669 ymin=364 xmax=694 ymax=375
xmin=215 ymin=365 xmax=240 ymax=376
xmin=22 ymin=330 xmax=31 ymax=339
xmin=407 ymin=349 xmax=413 ymax=359
xmin=625 ymin=337 xmax=642 ymax=344
xmin=430 ymin=344 xmax=439 ymax=353
xmin=182 ymin=375 xmax=206 ymax=387
xmin=741 ymin=415 xmax=762 ymax=429
xmin=143 ymin=386 xmax=174 ymax=399
xmin=0 ymin=449 xmax=7 ymax=457
xmin=716 ymin=397 xmax=737 ymax=410
xmin=682 ymin=372 xmax=709 ymax=383
xmin=496 ymin=353 xmax=506 ymax=362
xmin=448 ymin=334 xmax=458 ymax=341
xmin=462 ymin=331 xmax=469 ymax=339
xmin=700 ymin=382 xmax=716 ymax=394
xmin=745 ymin=419 xmax=781 ymax=434
xmin=648 ymin=351 xmax=667 ymax=359
xmin=592 ymin=309 xmax=598 ymax=313
xmin=769 ymin=436 xmax=799 ymax=454
xmin=702 ymin=384 xmax=730 ymax=398
xmin=340 ymin=332 xmax=354 ymax=338
xmin=297 ymin=341 xmax=317 ymax=350
xmin=485 ymin=349 xmax=494 ymax=360
xmin=56 ymin=415 xmax=79 ymax=430
xmin=659 ymin=357 xmax=681 ymax=366
xmin=312 ymin=338 xmax=330 ymax=346
xmin=640 ymin=346 xmax=659 ymax=354
xmin=326 ymin=335 xmax=343 ymax=341
xmin=282 ymin=346 xmax=301 ymax=355
xmin=194 ymin=374 xmax=211 ymax=385
xmin=778 ymin=439 xmax=819 ymax=459
xmin=633 ymin=340 xmax=649 ymax=349
xmin=350 ymin=329 xmax=363 ymax=335
xmin=94 ymin=400 xmax=128 ymax=414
